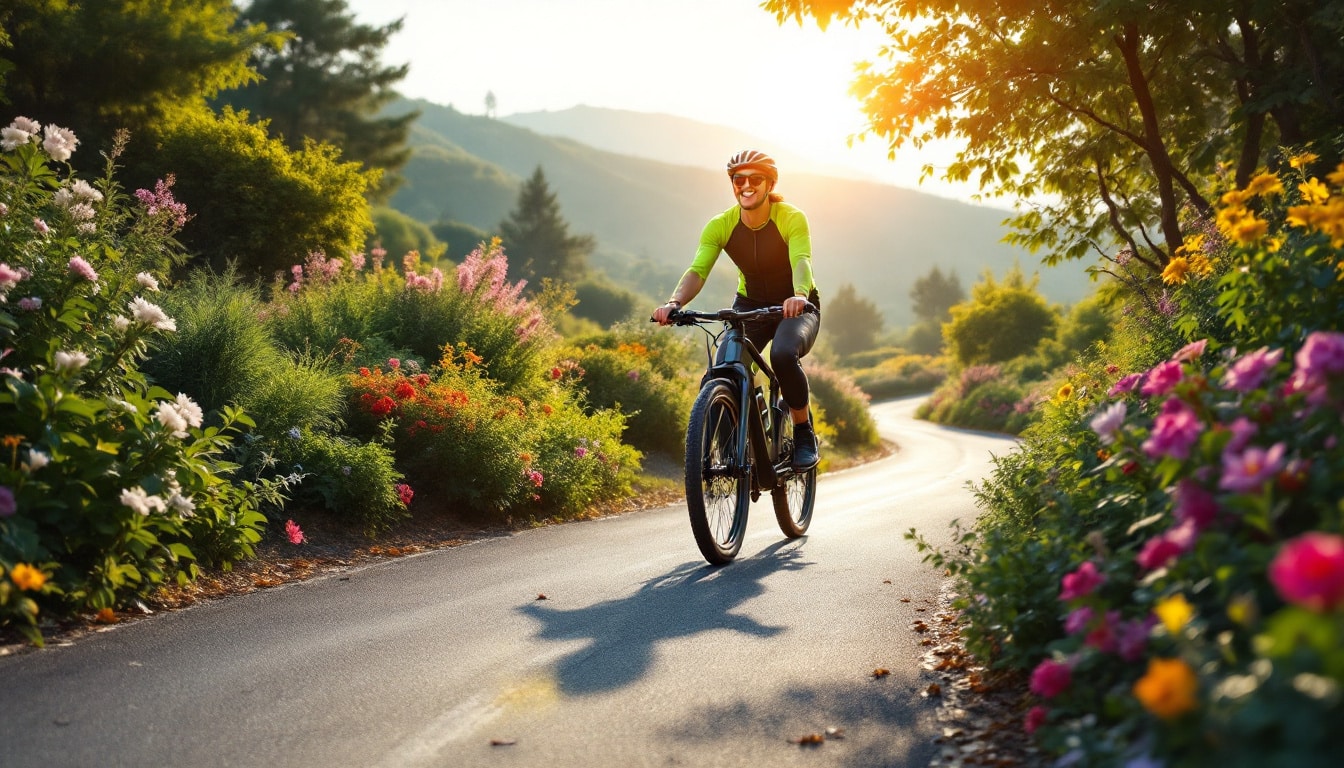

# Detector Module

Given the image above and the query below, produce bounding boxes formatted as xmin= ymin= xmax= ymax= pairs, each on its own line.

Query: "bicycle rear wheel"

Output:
xmin=772 ymin=417 xmax=816 ymax=538
xmin=685 ymin=379 xmax=750 ymax=564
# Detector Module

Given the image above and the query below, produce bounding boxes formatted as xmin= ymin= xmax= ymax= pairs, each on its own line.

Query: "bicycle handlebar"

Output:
xmin=650 ymin=302 xmax=816 ymax=326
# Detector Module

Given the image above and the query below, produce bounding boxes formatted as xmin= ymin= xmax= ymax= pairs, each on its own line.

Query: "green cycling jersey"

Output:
xmin=683 ymin=201 xmax=817 ymax=305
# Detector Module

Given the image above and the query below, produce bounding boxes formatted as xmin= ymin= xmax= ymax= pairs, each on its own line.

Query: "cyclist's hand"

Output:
xmin=652 ymin=303 xmax=679 ymax=325
xmin=783 ymin=295 xmax=810 ymax=318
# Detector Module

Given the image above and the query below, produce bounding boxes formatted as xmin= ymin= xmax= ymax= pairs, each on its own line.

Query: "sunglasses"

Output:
xmin=731 ymin=173 xmax=768 ymax=188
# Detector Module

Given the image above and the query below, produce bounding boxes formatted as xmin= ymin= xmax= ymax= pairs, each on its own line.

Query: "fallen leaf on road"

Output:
xmin=536 ymin=593 xmax=548 ymax=600
xmin=924 ymin=683 xmax=942 ymax=697
xmin=789 ymin=733 xmax=825 ymax=746
xmin=490 ymin=738 xmax=517 ymax=746
xmin=873 ymin=668 xmax=891 ymax=678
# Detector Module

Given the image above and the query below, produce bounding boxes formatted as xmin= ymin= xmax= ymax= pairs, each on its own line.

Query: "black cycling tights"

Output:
xmin=733 ymin=295 xmax=821 ymax=414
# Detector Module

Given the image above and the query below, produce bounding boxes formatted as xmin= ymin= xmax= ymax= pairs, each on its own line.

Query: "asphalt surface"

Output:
xmin=0 ymin=396 xmax=1014 ymax=768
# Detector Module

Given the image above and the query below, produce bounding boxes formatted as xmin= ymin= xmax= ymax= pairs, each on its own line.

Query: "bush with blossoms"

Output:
xmin=0 ymin=118 xmax=279 ymax=644
xmin=910 ymin=152 xmax=1344 ymax=765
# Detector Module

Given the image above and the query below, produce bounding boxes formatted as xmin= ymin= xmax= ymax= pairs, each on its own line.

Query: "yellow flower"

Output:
xmin=1187 ymin=253 xmax=1214 ymax=276
xmin=1231 ymin=215 xmax=1269 ymax=245
xmin=1176 ymin=232 xmax=1206 ymax=256
xmin=1055 ymin=383 xmax=1074 ymax=402
xmin=1288 ymin=152 xmax=1318 ymax=170
xmin=1245 ymin=172 xmax=1283 ymax=197
xmin=1300 ymin=178 xmax=1329 ymax=205
xmin=9 ymin=563 xmax=46 ymax=591
xmin=1328 ymin=162 xmax=1344 ymax=187
xmin=1154 ymin=593 xmax=1194 ymax=634
xmin=1220 ymin=188 xmax=1251 ymax=207
xmin=1161 ymin=256 xmax=1191 ymax=285
xmin=1133 ymin=658 xmax=1199 ymax=719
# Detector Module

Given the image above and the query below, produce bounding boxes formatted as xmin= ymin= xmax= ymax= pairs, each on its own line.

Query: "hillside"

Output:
xmin=385 ymin=99 xmax=1094 ymax=326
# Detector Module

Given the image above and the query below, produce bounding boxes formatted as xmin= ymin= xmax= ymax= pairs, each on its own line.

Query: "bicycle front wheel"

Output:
xmin=772 ymin=418 xmax=816 ymax=538
xmin=685 ymin=379 xmax=750 ymax=564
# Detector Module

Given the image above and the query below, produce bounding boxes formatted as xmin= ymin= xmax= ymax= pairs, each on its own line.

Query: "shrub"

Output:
xmin=805 ymin=361 xmax=879 ymax=450
xmin=267 ymin=427 xmax=407 ymax=536
xmin=0 ymin=119 xmax=276 ymax=642
xmin=850 ymin=352 xmax=948 ymax=400
xmin=562 ymin=338 xmax=693 ymax=456
xmin=944 ymin=265 xmax=1060 ymax=367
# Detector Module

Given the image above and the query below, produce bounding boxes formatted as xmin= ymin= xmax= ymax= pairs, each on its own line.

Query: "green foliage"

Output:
xmin=824 ymin=283 xmax=884 ymax=359
xmin=498 ymin=166 xmax=595 ymax=288
xmin=431 ymin=218 xmax=492 ymax=262
xmin=944 ymin=265 xmax=1059 ymax=367
xmin=572 ymin=275 xmax=643 ymax=327
xmin=370 ymin=206 xmax=445 ymax=264
xmin=902 ymin=320 xmax=944 ymax=355
xmin=805 ymin=362 xmax=879 ymax=450
xmin=0 ymin=126 xmax=275 ymax=641
xmin=268 ymin=427 xmax=407 ymax=535
xmin=225 ymin=0 xmax=416 ymax=195
xmin=849 ymin=352 xmax=949 ymax=400
xmin=135 ymin=106 xmax=377 ymax=279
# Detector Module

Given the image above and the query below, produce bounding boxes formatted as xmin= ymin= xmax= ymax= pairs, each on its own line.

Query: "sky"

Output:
xmin=342 ymin=0 xmax=980 ymax=202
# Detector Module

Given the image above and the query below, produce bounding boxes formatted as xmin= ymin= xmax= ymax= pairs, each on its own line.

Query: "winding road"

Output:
xmin=0 ymin=397 xmax=1015 ymax=768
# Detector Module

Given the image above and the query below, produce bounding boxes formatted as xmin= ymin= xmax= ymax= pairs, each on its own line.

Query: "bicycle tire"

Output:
xmin=771 ymin=417 xmax=816 ymax=537
xmin=685 ymin=379 xmax=750 ymax=564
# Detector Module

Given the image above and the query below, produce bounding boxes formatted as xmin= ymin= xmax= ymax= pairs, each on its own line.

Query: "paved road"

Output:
xmin=0 ymin=397 xmax=1014 ymax=768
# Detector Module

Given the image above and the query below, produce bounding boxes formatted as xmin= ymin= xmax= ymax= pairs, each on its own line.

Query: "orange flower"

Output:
xmin=9 ymin=563 xmax=46 ymax=591
xmin=1161 ymin=257 xmax=1191 ymax=285
xmin=1133 ymin=658 xmax=1199 ymax=719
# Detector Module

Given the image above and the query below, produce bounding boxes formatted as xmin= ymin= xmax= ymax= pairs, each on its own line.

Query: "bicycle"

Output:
xmin=662 ymin=305 xmax=818 ymax=564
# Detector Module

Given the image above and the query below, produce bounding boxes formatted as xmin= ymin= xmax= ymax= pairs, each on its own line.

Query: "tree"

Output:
xmin=765 ymin=1 xmax=1344 ymax=279
xmin=498 ymin=166 xmax=595 ymax=288
xmin=0 ymin=0 xmax=279 ymax=165
xmin=824 ymin=283 xmax=885 ymax=358
xmin=943 ymin=265 xmax=1059 ymax=367
xmin=484 ymin=90 xmax=497 ymax=118
xmin=909 ymin=266 xmax=965 ymax=325
xmin=224 ymin=0 xmax=416 ymax=195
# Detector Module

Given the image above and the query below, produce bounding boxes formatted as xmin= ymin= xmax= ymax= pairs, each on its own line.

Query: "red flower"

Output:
xmin=1269 ymin=532 xmax=1344 ymax=611
xmin=395 ymin=483 xmax=414 ymax=506
xmin=1024 ymin=705 xmax=1048 ymax=735
xmin=358 ymin=367 xmax=371 ymax=377
xmin=394 ymin=381 xmax=416 ymax=400
xmin=370 ymin=395 xmax=396 ymax=417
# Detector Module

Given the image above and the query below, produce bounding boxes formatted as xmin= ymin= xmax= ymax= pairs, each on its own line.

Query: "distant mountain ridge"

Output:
xmin=384 ymin=99 xmax=1092 ymax=326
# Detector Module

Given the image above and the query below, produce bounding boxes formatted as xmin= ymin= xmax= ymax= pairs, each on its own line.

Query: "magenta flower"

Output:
xmin=1142 ymin=398 xmax=1203 ymax=460
xmin=527 ymin=469 xmax=544 ymax=488
xmin=1029 ymin=658 xmax=1072 ymax=699
xmin=1060 ymin=561 xmax=1105 ymax=601
xmin=395 ymin=483 xmax=414 ymax=505
xmin=1294 ymin=331 xmax=1344 ymax=382
xmin=1024 ymin=705 xmax=1048 ymax=735
xmin=0 ymin=485 xmax=15 ymax=517
xmin=1221 ymin=416 xmax=1258 ymax=456
xmin=1108 ymin=373 xmax=1142 ymax=397
xmin=1221 ymin=347 xmax=1283 ymax=393
xmin=1172 ymin=479 xmax=1218 ymax=529
xmin=1219 ymin=442 xmax=1287 ymax=493
xmin=1141 ymin=360 xmax=1184 ymax=397
xmin=1268 ymin=532 xmax=1344 ymax=611
xmin=574 ymin=446 xmax=589 ymax=458
xmin=1136 ymin=521 xmax=1198 ymax=572
xmin=1115 ymin=617 xmax=1154 ymax=662
xmin=1084 ymin=610 xmax=1122 ymax=653
xmin=284 ymin=519 xmax=305 ymax=545
xmin=1063 ymin=606 xmax=1094 ymax=635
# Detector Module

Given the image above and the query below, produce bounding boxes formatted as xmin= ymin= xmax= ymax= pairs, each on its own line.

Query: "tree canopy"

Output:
xmin=223 ymin=0 xmax=416 ymax=197
xmin=909 ymin=265 xmax=964 ymax=325
xmin=765 ymin=0 xmax=1344 ymax=279
xmin=944 ymin=265 xmax=1058 ymax=367
xmin=498 ymin=166 xmax=596 ymax=288
xmin=824 ymin=283 xmax=885 ymax=358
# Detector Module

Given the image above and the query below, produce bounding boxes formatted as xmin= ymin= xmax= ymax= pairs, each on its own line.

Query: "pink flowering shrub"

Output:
xmin=0 ymin=118 xmax=276 ymax=644
xmin=909 ymin=158 xmax=1344 ymax=765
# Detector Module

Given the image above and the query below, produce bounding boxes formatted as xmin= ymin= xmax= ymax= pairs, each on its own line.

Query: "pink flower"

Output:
xmin=350 ymin=253 xmax=367 ymax=271
xmin=1084 ymin=610 xmax=1122 ymax=653
xmin=42 ymin=123 xmax=78 ymax=162
xmin=1172 ymin=339 xmax=1208 ymax=363
xmin=1221 ymin=417 xmax=1258 ymax=456
xmin=1268 ymin=532 xmax=1344 ymax=611
xmin=1294 ymin=331 xmax=1344 ymax=382
xmin=388 ymin=358 xmax=400 ymax=370
xmin=527 ymin=469 xmax=544 ymax=488
xmin=1024 ymin=705 xmax=1048 ymax=735
xmin=395 ymin=483 xmax=414 ymax=505
xmin=1115 ymin=617 xmax=1154 ymax=661
xmin=34 ymin=217 xmax=49 ymax=235
xmin=1136 ymin=521 xmax=1198 ymax=571
xmin=1142 ymin=398 xmax=1203 ymax=460
xmin=1141 ymin=360 xmax=1184 ymax=397
xmin=1108 ymin=373 xmax=1142 ymax=397
xmin=1222 ymin=347 xmax=1283 ymax=393
xmin=1064 ymin=606 xmax=1094 ymax=635
xmin=0 ymin=262 xmax=26 ymax=290
xmin=1060 ymin=561 xmax=1105 ymax=601
xmin=1089 ymin=401 xmax=1127 ymax=445
xmin=284 ymin=519 xmax=305 ymax=545
xmin=68 ymin=255 xmax=98 ymax=282
xmin=17 ymin=297 xmax=41 ymax=311
xmin=0 ymin=485 xmax=15 ymax=517
xmin=627 ymin=369 xmax=640 ymax=381
xmin=133 ymin=176 xmax=190 ymax=227
xmin=574 ymin=446 xmax=589 ymax=458
xmin=1029 ymin=658 xmax=1072 ymax=699
xmin=1219 ymin=442 xmax=1287 ymax=493
xmin=1172 ymin=480 xmax=1218 ymax=529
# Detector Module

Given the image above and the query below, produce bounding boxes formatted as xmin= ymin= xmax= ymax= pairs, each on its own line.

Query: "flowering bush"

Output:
xmin=914 ymin=155 xmax=1344 ymax=764
xmin=0 ymin=118 xmax=277 ymax=643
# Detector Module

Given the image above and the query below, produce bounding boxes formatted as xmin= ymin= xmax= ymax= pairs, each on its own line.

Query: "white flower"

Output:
xmin=69 ymin=179 xmax=103 ymax=202
xmin=154 ymin=403 xmax=190 ymax=438
xmin=1089 ymin=401 xmax=1128 ymax=445
xmin=112 ymin=399 xmax=138 ymax=414
xmin=1 ymin=126 xmax=32 ymax=152
xmin=129 ymin=296 xmax=176 ymax=331
xmin=10 ymin=117 xmax=40 ymax=134
xmin=168 ymin=493 xmax=196 ymax=518
xmin=21 ymin=449 xmax=50 ymax=473
xmin=136 ymin=272 xmax=160 ymax=291
xmin=113 ymin=315 xmax=131 ymax=332
xmin=54 ymin=350 xmax=90 ymax=372
xmin=42 ymin=124 xmax=78 ymax=162
xmin=174 ymin=393 xmax=203 ymax=428
xmin=119 ymin=486 xmax=166 ymax=516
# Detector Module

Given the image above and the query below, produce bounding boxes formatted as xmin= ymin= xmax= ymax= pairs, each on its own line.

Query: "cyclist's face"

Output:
xmin=732 ymin=172 xmax=771 ymax=209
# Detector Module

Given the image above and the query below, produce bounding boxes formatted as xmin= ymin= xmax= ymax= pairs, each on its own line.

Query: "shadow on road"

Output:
xmin=517 ymin=539 xmax=812 ymax=696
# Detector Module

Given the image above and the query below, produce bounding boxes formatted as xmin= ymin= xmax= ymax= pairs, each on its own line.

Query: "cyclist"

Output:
xmin=653 ymin=149 xmax=822 ymax=471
